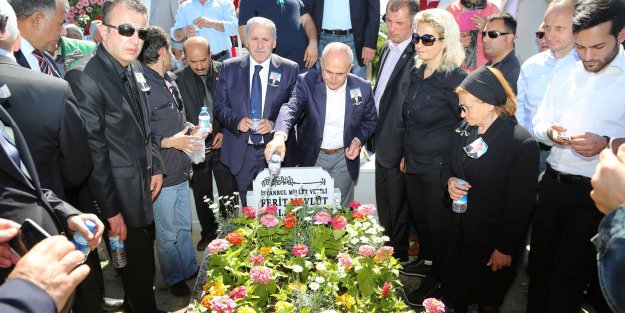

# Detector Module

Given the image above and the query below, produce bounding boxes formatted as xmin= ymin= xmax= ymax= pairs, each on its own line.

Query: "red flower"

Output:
xmin=290 ymin=198 xmax=304 ymax=206
xmin=349 ymin=201 xmax=361 ymax=210
xmin=380 ymin=281 xmax=392 ymax=299
xmin=283 ymin=213 xmax=298 ymax=229
xmin=331 ymin=215 xmax=348 ymax=230
xmin=292 ymin=244 xmax=309 ymax=257
xmin=225 ymin=231 xmax=244 ymax=245
xmin=352 ymin=211 xmax=366 ymax=220
xmin=265 ymin=204 xmax=278 ymax=214
xmin=242 ymin=206 xmax=256 ymax=218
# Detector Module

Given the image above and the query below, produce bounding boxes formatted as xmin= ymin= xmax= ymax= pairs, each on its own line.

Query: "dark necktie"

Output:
xmin=0 ymin=127 xmax=20 ymax=166
xmin=250 ymin=65 xmax=263 ymax=145
xmin=32 ymin=50 xmax=59 ymax=78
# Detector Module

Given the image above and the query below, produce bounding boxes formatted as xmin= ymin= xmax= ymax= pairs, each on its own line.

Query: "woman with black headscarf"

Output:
xmin=442 ymin=66 xmax=539 ymax=313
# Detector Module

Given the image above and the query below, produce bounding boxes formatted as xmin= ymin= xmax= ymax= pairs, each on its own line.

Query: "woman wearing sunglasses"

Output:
xmin=400 ymin=8 xmax=467 ymax=304
xmin=442 ymin=66 xmax=539 ymax=313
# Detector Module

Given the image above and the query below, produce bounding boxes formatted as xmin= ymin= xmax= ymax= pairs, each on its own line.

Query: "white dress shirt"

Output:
xmin=19 ymin=39 xmax=41 ymax=73
xmin=321 ymin=81 xmax=347 ymax=149
xmin=516 ymin=48 xmax=579 ymax=132
xmin=374 ymin=37 xmax=411 ymax=112
xmin=532 ymin=46 xmax=625 ymax=177
xmin=248 ymin=56 xmax=272 ymax=115
xmin=321 ymin=0 xmax=352 ymax=30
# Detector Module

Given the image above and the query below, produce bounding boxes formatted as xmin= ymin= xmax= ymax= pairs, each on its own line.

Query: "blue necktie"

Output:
xmin=0 ymin=130 xmax=20 ymax=166
xmin=250 ymin=65 xmax=263 ymax=145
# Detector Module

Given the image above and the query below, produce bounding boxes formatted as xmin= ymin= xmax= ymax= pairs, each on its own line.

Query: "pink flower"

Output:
xmin=313 ymin=212 xmax=332 ymax=224
xmin=260 ymin=214 xmax=279 ymax=227
xmin=207 ymin=239 xmax=230 ymax=253
xmin=78 ymin=9 xmax=85 ymax=15
xmin=86 ymin=6 xmax=93 ymax=13
xmin=337 ymin=252 xmax=352 ymax=268
xmin=356 ymin=204 xmax=376 ymax=216
xmin=349 ymin=201 xmax=361 ymax=210
xmin=90 ymin=0 xmax=98 ymax=4
xmin=209 ymin=296 xmax=237 ymax=313
xmin=265 ymin=204 xmax=278 ymax=214
xmin=96 ymin=0 xmax=103 ymax=5
xmin=376 ymin=246 xmax=394 ymax=261
xmin=229 ymin=286 xmax=247 ymax=299
xmin=331 ymin=215 xmax=348 ymax=230
xmin=292 ymin=244 xmax=309 ymax=257
xmin=76 ymin=2 xmax=83 ymax=9
xmin=250 ymin=266 xmax=272 ymax=284
xmin=380 ymin=281 xmax=392 ymax=299
xmin=358 ymin=245 xmax=376 ymax=257
xmin=242 ymin=206 xmax=256 ymax=218
xmin=423 ymin=298 xmax=446 ymax=313
xmin=249 ymin=254 xmax=265 ymax=265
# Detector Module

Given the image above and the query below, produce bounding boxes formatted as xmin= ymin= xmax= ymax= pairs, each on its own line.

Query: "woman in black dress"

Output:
xmin=443 ymin=66 xmax=539 ymax=312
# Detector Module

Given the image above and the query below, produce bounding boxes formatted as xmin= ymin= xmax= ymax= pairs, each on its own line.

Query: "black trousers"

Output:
xmin=119 ymin=224 xmax=157 ymax=313
xmin=190 ymin=150 xmax=237 ymax=240
xmin=527 ymin=171 xmax=605 ymax=313
xmin=233 ymin=145 xmax=266 ymax=207
xmin=405 ymin=171 xmax=452 ymax=279
xmin=375 ymin=162 xmax=409 ymax=261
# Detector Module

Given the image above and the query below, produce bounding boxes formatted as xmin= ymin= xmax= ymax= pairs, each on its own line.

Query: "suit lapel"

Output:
xmin=0 ymin=104 xmax=37 ymax=191
xmin=14 ymin=50 xmax=30 ymax=69
xmin=373 ymin=45 xmax=390 ymax=94
xmin=316 ymin=73 xmax=328 ymax=139
xmin=343 ymin=76 xmax=354 ymax=145
xmin=263 ymin=55 xmax=280 ymax=119
xmin=386 ymin=43 xmax=415 ymax=89
xmin=241 ymin=57 xmax=251 ymax=113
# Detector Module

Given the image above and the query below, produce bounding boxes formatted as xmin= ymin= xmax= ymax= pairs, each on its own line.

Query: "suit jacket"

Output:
xmin=0 ymin=55 xmax=92 ymax=199
xmin=373 ymin=41 xmax=416 ymax=168
xmin=274 ymin=69 xmax=377 ymax=180
xmin=14 ymin=49 xmax=61 ymax=77
xmin=214 ymin=54 xmax=299 ymax=175
xmin=65 ymin=45 xmax=164 ymax=228
xmin=148 ymin=0 xmax=179 ymax=36
xmin=305 ymin=0 xmax=380 ymax=66
xmin=0 ymin=279 xmax=56 ymax=313
xmin=0 ymin=103 xmax=79 ymax=237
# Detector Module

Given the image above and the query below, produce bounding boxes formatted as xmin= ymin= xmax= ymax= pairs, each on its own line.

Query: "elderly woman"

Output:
xmin=443 ymin=66 xmax=539 ymax=313
xmin=400 ymin=8 xmax=467 ymax=303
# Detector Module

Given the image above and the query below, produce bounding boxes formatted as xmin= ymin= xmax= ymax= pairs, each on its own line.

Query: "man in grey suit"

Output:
xmin=142 ymin=0 xmax=178 ymax=38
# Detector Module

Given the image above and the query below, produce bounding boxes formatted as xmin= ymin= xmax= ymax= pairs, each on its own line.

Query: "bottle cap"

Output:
xmin=85 ymin=220 xmax=97 ymax=232
xmin=269 ymin=154 xmax=281 ymax=163
xmin=458 ymin=179 xmax=466 ymax=185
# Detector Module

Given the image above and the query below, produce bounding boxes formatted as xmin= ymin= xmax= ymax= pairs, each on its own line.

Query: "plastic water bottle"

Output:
xmin=250 ymin=109 xmax=260 ymax=134
xmin=72 ymin=220 xmax=96 ymax=261
xmin=190 ymin=107 xmax=212 ymax=164
xmin=452 ymin=179 xmax=468 ymax=213
xmin=109 ymin=235 xmax=127 ymax=268
xmin=268 ymin=154 xmax=281 ymax=176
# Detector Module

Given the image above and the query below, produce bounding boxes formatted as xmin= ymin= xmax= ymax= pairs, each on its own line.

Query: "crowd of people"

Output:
xmin=0 ymin=0 xmax=623 ymax=312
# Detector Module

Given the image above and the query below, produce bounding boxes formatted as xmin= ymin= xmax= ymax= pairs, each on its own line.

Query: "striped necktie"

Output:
xmin=32 ymin=50 xmax=59 ymax=77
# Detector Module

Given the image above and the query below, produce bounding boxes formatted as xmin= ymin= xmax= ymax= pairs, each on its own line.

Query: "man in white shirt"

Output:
xmin=516 ymin=0 xmax=579 ymax=172
xmin=527 ymin=0 xmax=625 ymax=312
xmin=264 ymin=42 xmax=377 ymax=207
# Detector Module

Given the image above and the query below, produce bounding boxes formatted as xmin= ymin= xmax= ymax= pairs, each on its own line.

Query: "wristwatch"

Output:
xmin=603 ymin=135 xmax=611 ymax=148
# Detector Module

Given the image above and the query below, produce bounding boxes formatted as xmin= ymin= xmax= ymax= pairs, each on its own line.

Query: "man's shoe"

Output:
xmin=101 ymin=297 xmax=124 ymax=311
xmin=399 ymin=258 xmax=432 ymax=277
xmin=196 ymin=237 xmax=211 ymax=251
xmin=169 ymin=280 xmax=191 ymax=297
xmin=405 ymin=276 xmax=442 ymax=307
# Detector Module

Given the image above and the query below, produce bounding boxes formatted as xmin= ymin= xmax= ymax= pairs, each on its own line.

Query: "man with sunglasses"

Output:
xmin=65 ymin=0 xmax=166 ymax=312
xmin=516 ymin=0 xmax=579 ymax=172
xmin=527 ymin=0 xmax=625 ymax=312
xmin=138 ymin=26 xmax=202 ymax=298
xmin=482 ymin=12 xmax=520 ymax=93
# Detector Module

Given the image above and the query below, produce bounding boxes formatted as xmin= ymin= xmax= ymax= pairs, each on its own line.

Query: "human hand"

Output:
xmin=264 ymin=134 xmax=286 ymax=163
xmin=0 ymin=219 xmax=20 ymax=268
xmin=569 ymin=132 xmax=608 ymax=157
xmin=591 ymin=144 xmax=625 ymax=214
xmin=472 ymin=15 xmax=486 ymax=31
xmin=7 ymin=236 xmax=90 ymax=311
xmin=193 ymin=16 xmax=215 ymax=29
xmin=163 ymin=127 xmax=204 ymax=154
xmin=304 ymin=42 xmax=318 ymax=68
xmin=448 ymin=177 xmax=471 ymax=201
xmin=256 ymin=119 xmax=274 ymax=135
xmin=211 ymin=132 xmax=223 ymax=150
xmin=486 ymin=249 xmax=511 ymax=272
xmin=400 ymin=157 xmax=406 ymax=173
xmin=151 ymin=174 xmax=164 ymax=200
xmin=107 ymin=213 xmax=127 ymax=242
xmin=547 ymin=123 xmax=569 ymax=145
xmin=345 ymin=138 xmax=361 ymax=160
xmin=183 ymin=25 xmax=197 ymax=38
xmin=362 ymin=47 xmax=376 ymax=65
xmin=238 ymin=117 xmax=254 ymax=133
xmin=67 ymin=214 xmax=104 ymax=251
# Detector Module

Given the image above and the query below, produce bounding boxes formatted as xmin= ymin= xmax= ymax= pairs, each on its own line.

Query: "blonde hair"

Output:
xmin=413 ymin=8 xmax=465 ymax=73
xmin=456 ymin=67 xmax=517 ymax=117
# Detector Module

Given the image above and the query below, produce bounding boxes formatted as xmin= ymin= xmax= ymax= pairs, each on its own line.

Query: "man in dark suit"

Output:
xmin=372 ymin=0 xmax=418 ymax=262
xmin=9 ymin=0 xmax=65 ymax=77
xmin=305 ymin=0 xmax=380 ymax=78
xmin=264 ymin=42 xmax=377 ymax=207
xmin=175 ymin=36 xmax=237 ymax=251
xmin=64 ymin=1 xmax=165 ymax=312
xmin=214 ymin=17 xmax=299 ymax=206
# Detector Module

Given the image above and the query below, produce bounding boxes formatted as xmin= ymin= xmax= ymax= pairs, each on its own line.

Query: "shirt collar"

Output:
xmin=326 ymin=79 xmax=347 ymax=94
xmin=0 ymin=49 xmax=16 ymax=61
xmin=389 ymin=36 xmax=412 ymax=53
xmin=547 ymin=47 xmax=579 ymax=61
xmin=250 ymin=55 xmax=272 ymax=69
xmin=20 ymin=38 xmax=36 ymax=55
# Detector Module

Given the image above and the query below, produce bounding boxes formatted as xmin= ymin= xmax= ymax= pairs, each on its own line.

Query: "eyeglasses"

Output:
xmin=412 ymin=33 xmax=442 ymax=46
xmin=535 ymin=31 xmax=545 ymax=40
xmin=0 ymin=14 xmax=8 ymax=34
xmin=103 ymin=23 xmax=148 ymax=40
xmin=459 ymin=104 xmax=475 ymax=112
xmin=482 ymin=31 xmax=512 ymax=39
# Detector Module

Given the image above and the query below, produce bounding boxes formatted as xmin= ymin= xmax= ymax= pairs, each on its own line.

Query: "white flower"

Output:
xmin=304 ymin=217 xmax=312 ymax=222
xmin=307 ymin=210 xmax=315 ymax=214
xmin=365 ymin=228 xmax=377 ymax=235
xmin=372 ymin=237 xmax=383 ymax=244
xmin=292 ymin=265 xmax=303 ymax=273
xmin=346 ymin=227 xmax=358 ymax=236
xmin=315 ymin=276 xmax=325 ymax=284
xmin=316 ymin=263 xmax=326 ymax=271
xmin=350 ymin=238 xmax=360 ymax=244
xmin=305 ymin=260 xmax=313 ymax=268
xmin=308 ymin=282 xmax=320 ymax=291
xmin=362 ymin=222 xmax=372 ymax=229
xmin=359 ymin=236 xmax=369 ymax=243
xmin=209 ymin=203 xmax=219 ymax=209
xmin=354 ymin=221 xmax=362 ymax=228
xmin=292 ymin=206 xmax=301 ymax=213
xmin=381 ymin=236 xmax=390 ymax=242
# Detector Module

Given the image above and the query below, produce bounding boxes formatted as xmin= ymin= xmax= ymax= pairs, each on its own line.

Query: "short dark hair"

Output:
xmin=387 ymin=0 xmax=419 ymax=19
xmin=487 ymin=12 xmax=517 ymax=34
xmin=102 ymin=0 xmax=147 ymax=25
xmin=138 ymin=26 xmax=170 ymax=65
xmin=8 ymin=0 xmax=59 ymax=19
xmin=572 ymin=0 xmax=625 ymax=37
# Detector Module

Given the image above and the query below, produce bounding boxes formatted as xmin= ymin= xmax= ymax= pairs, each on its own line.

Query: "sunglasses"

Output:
xmin=103 ymin=23 xmax=148 ymax=40
xmin=412 ymin=33 xmax=442 ymax=46
xmin=535 ymin=31 xmax=545 ymax=40
xmin=0 ymin=14 xmax=7 ymax=34
xmin=482 ymin=31 xmax=512 ymax=39
xmin=459 ymin=104 xmax=474 ymax=112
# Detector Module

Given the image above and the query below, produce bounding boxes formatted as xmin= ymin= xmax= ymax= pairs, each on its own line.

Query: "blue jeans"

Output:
xmin=153 ymin=181 xmax=198 ymax=286
xmin=318 ymin=32 xmax=366 ymax=79
xmin=592 ymin=205 xmax=625 ymax=313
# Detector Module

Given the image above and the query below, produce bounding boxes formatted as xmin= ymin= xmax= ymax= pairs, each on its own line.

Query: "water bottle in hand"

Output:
xmin=191 ymin=106 xmax=211 ymax=164
xmin=72 ymin=220 xmax=96 ymax=261
xmin=250 ymin=109 xmax=260 ymax=134
xmin=268 ymin=154 xmax=281 ymax=176
xmin=109 ymin=235 xmax=127 ymax=268
xmin=452 ymin=179 xmax=468 ymax=213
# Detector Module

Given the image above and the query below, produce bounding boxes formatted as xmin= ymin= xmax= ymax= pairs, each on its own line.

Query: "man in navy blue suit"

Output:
xmin=264 ymin=42 xmax=377 ymax=207
xmin=213 ymin=17 xmax=299 ymax=206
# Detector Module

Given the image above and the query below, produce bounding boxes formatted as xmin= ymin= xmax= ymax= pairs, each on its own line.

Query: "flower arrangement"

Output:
xmin=196 ymin=199 xmax=411 ymax=312
xmin=421 ymin=298 xmax=445 ymax=313
xmin=66 ymin=0 xmax=103 ymax=29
